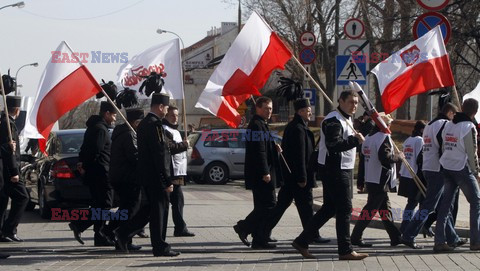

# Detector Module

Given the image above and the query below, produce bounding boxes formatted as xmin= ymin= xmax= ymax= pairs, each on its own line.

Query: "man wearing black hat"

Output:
xmin=265 ymin=98 xmax=329 ymax=244
xmin=107 ymin=108 xmax=144 ymax=251
xmin=137 ymin=93 xmax=179 ymax=257
xmin=69 ymin=101 xmax=117 ymax=246
xmin=0 ymin=95 xmax=29 ymax=243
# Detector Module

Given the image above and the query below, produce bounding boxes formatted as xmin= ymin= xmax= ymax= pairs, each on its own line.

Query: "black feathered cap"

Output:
xmin=126 ymin=108 xmax=144 ymax=122
xmin=293 ymin=98 xmax=310 ymax=111
xmin=151 ymin=93 xmax=169 ymax=106
xmin=6 ymin=95 xmax=21 ymax=108
xmin=99 ymin=101 xmax=115 ymax=113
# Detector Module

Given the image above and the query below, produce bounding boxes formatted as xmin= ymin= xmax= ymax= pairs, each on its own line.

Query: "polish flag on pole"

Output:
xmin=195 ymin=12 xmax=292 ymax=127
xmin=371 ymin=26 xmax=455 ymax=114
xmin=23 ymin=41 xmax=102 ymax=149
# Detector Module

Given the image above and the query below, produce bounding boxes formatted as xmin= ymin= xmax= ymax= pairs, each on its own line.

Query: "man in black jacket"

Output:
xmin=108 ymin=108 xmax=144 ymax=251
xmin=265 ymin=98 xmax=329 ymax=243
xmin=292 ymin=90 xmax=367 ymax=260
xmin=137 ymin=93 xmax=179 ymax=257
xmin=69 ymin=101 xmax=116 ymax=246
xmin=233 ymin=96 xmax=281 ymax=249
xmin=0 ymin=96 xmax=28 ymax=243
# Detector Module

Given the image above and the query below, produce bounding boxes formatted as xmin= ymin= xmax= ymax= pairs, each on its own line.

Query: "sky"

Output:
xmin=0 ymin=0 xmax=239 ymax=98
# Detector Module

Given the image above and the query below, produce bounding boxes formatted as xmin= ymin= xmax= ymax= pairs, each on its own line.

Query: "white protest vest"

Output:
xmin=362 ymin=132 xmax=397 ymax=188
xmin=399 ymin=136 xmax=423 ymax=177
xmin=163 ymin=125 xmax=187 ymax=176
xmin=439 ymin=121 xmax=475 ymax=171
xmin=317 ymin=111 xmax=356 ymax=169
xmin=422 ymin=119 xmax=448 ymax=172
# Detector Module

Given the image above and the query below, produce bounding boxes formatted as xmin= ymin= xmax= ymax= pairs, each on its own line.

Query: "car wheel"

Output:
xmin=38 ymin=182 xmax=51 ymax=219
xmin=204 ymin=162 xmax=229 ymax=185
xmin=25 ymin=201 xmax=36 ymax=211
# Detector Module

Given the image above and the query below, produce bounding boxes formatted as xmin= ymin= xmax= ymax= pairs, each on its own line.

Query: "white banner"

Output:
xmin=117 ymin=39 xmax=183 ymax=99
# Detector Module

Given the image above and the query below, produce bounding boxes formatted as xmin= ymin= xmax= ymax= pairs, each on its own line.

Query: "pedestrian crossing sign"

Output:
xmin=336 ymin=55 xmax=366 ymax=85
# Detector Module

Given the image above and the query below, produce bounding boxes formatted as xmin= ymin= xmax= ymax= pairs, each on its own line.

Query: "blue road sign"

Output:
xmin=303 ymin=89 xmax=315 ymax=106
xmin=413 ymin=12 xmax=451 ymax=43
xmin=300 ymin=48 xmax=316 ymax=64
xmin=336 ymin=55 xmax=366 ymax=85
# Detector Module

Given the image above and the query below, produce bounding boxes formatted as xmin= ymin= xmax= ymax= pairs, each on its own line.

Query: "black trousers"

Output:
xmin=170 ymin=184 xmax=187 ymax=233
xmin=266 ymin=184 xmax=315 ymax=234
xmin=107 ymin=182 xmax=142 ymax=234
xmin=0 ymin=180 xmax=28 ymax=235
xmin=351 ymin=182 xmax=401 ymax=242
xmin=145 ymin=185 xmax=171 ymax=254
xmin=237 ymin=181 xmax=276 ymax=244
xmin=294 ymin=169 xmax=353 ymax=255
xmin=71 ymin=174 xmax=113 ymax=238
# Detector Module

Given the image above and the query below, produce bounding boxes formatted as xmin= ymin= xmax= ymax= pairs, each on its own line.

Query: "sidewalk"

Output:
xmin=313 ymin=184 xmax=471 ymax=238
xmin=0 ymin=182 xmax=479 ymax=270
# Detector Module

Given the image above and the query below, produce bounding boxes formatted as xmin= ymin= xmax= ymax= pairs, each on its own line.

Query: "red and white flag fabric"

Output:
xmin=195 ymin=12 xmax=292 ymax=127
xmin=371 ymin=26 xmax=455 ymax=114
xmin=23 ymin=41 xmax=102 ymax=147
xmin=116 ymin=39 xmax=183 ymax=99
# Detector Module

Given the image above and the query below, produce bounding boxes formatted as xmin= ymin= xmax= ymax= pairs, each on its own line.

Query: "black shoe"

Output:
xmin=94 ymin=237 xmax=115 ymax=247
xmin=400 ymin=237 xmax=424 ymax=249
xmin=390 ymin=238 xmax=402 ymax=246
xmin=0 ymin=253 xmax=9 ymax=259
xmin=114 ymin=232 xmax=129 ymax=252
xmin=5 ymin=234 xmax=23 ymax=242
xmin=450 ymin=238 xmax=468 ymax=248
xmin=351 ymin=240 xmax=373 ymax=247
xmin=153 ymin=250 xmax=180 ymax=257
xmin=68 ymin=223 xmax=84 ymax=245
xmin=312 ymin=236 xmax=331 ymax=244
xmin=422 ymin=227 xmax=434 ymax=238
xmin=174 ymin=230 xmax=195 ymax=237
xmin=266 ymin=237 xmax=278 ymax=243
xmin=251 ymin=242 xmax=276 ymax=249
xmin=233 ymin=225 xmax=250 ymax=247
xmin=0 ymin=236 xmax=13 ymax=242
xmin=136 ymin=231 xmax=149 ymax=238
xmin=128 ymin=243 xmax=142 ymax=251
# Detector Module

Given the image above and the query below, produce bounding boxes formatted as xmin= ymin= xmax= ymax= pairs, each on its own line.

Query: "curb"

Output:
xmin=313 ymin=200 xmax=470 ymax=239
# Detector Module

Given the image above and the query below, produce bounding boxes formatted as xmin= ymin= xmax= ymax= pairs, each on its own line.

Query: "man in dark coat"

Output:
xmin=69 ymin=101 xmax=116 ymax=246
xmin=233 ymin=96 xmax=281 ymax=249
xmin=0 ymin=96 xmax=29 ymax=243
xmin=108 ymin=108 xmax=144 ymax=251
xmin=137 ymin=93 xmax=179 ymax=257
xmin=265 ymin=98 xmax=329 ymax=244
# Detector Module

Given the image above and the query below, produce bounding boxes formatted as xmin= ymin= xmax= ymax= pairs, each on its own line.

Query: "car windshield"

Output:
xmin=58 ymin=133 xmax=84 ymax=154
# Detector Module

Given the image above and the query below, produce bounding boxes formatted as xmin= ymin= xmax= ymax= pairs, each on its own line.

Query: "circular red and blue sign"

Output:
xmin=299 ymin=48 xmax=316 ymax=64
xmin=416 ymin=0 xmax=450 ymax=11
xmin=413 ymin=12 xmax=451 ymax=44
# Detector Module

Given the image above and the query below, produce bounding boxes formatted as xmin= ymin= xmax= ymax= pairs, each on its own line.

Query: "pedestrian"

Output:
xmin=265 ymin=98 xmax=330 ymax=244
xmin=291 ymin=90 xmax=367 ymax=260
xmin=0 ymin=117 xmax=14 ymax=258
xmin=68 ymin=101 xmax=116 ymax=246
xmin=350 ymin=113 xmax=403 ymax=247
xmin=434 ymin=98 xmax=480 ymax=252
xmin=137 ymin=93 xmax=179 ymax=257
xmin=357 ymin=112 xmax=375 ymax=194
xmin=233 ymin=96 xmax=281 ymax=249
xmin=0 ymin=96 xmax=29 ymax=243
xmin=400 ymin=103 xmax=465 ymax=249
xmin=398 ymin=120 xmax=427 ymax=234
xmin=108 ymin=108 xmax=145 ymax=251
xmin=162 ymin=106 xmax=194 ymax=237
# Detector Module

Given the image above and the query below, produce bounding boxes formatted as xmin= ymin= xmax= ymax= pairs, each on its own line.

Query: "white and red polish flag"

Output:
xmin=195 ymin=11 xmax=292 ymax=127
xmin=371 ymin=26 xmax=455 ymax=114
xmin=23 ymin=41 xmax=102 ymax=150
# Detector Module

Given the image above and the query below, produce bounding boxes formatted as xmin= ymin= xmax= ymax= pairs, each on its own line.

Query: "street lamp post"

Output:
xmin=0 ymin=1 xmax=25 ymax=11
xmin=15 ymin=62 xmax=38 ymax=95
xmin=156 ymin=28 xmax=188 ymax=137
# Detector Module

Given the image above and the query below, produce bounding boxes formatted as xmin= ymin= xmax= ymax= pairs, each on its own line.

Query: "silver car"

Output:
xmin=187 ymin=128 xmax=281 ymax=185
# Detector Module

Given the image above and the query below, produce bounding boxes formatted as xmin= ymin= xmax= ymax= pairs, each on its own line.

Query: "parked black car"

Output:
xmin=21 ymin=129 xmax=91 ymax=219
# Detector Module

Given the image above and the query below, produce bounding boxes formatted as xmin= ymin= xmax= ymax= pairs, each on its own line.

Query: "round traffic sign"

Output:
xmin=416 ymin=0 xmax=450 ymax=11
xmin=413 ymin=12 xmax=451 ymax=44
xmin=299 ymin=48 xmax=316 ymax=64
xmin=300 ymin=31 xmax=316 ymax=47
xmin=344 ymin=18 xmax=365 ymax=39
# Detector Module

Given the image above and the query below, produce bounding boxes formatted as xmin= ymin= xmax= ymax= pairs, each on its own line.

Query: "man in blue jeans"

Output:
xmin=400 ymin=103 xmax=464 ymax=249
xmin=435 ymin=98 xmax=480 ymax=252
